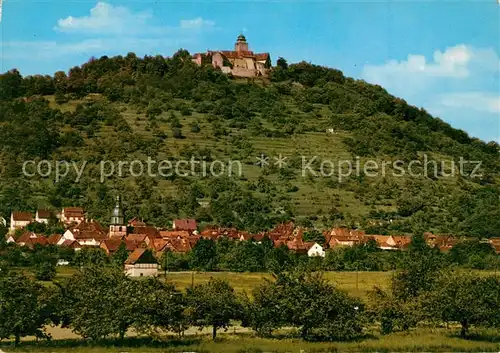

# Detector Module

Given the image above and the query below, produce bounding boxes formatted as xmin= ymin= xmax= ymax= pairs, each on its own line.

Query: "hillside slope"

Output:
xmin=0 ymin=51 xmax=499 ymax=236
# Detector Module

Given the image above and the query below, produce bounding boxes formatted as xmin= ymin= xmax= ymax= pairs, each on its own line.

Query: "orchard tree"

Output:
xmin=426 ymin=271 xmax=500 ymax=338
xmin=186 ymin=278 xmax=241 ymax=340
xmin=62 ymin=266 xmax=138 ymax=340
xmin=274 ymin=271 xmax=364 ymax=340
xmin=0 ymin=272 xmax=51 ymax=345
xmin=134 ymin=277 xmax=187 ymax=336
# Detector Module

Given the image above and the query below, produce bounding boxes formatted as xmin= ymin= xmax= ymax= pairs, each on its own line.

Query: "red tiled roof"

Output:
xmin=160 ymin=230 xmax=191 ymax=239
xmin=47 ymin=234 xmax=62 ymax=245
xmin=61 ymin=239 xmax=81 ymax=248
xmin=25 ymin=237 xmax=49 ymax=248
xmin=132 ymin=225 xmax=160 ymax=238
xmin=267 ymin=222 xmax=295 ymax=241
xmin=150 ymin=238 xmax=169 ymax=252
xmin=173 ymin=219 xmax=197 ymax=231
xmin=62 ymin=207 xmax=84 ymax=218
xmin=391 ymin=235 xmax=412 ymax=247
xmin=16 ymin=231 xmax=38 ymax=244
xmin=36 ymin=210 xmax=52 ymax=219
xmin=254 ymin=53 xmax=270 ymax=61
xmin=101 ymin=239 xmax=139 ymax=253
xmin=164 ymin=238 xmax=192 ymax=253
xmin=125 ymin=248 xmax=157 ymax=265
xmin=128 ymin=217 xmax=146 ymax=227
xmin=12 ymin=212 xmax=33 ymax=222
xmin=125 ymin=234 xmax=147 ymax=243
xmin=69 ymin=220 xmax=107 ymax=240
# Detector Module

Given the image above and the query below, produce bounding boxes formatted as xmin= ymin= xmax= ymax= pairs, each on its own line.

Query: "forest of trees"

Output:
xmin=0 ymin=51 xmax=499 ymax=237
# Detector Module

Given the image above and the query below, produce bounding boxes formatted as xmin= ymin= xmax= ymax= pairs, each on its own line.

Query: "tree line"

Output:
xmin=0 ymin=232 xmax=498 ymax=283
xmin=0 ymin=239 xmax=499 ymax=346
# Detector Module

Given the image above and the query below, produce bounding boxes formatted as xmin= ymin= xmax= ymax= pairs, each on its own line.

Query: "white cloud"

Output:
xmin=54 ymin=2 xmax=155 ymax=34
xmin=438 ymin=92 xmax=500 ymax=114
xmin=362 ymin=45 xmax=473 ymax=90
xmin=179 ymin=17 xmax=215 ymax=29
xmin=362 ymin=44 xmax=500 ymax=95
xmin=360 ymin=44 xmax=500 ymax=142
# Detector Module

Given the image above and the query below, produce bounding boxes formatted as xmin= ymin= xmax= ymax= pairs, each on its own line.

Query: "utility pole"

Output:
xmin=356 ymin=263 xmax=359 ymax=291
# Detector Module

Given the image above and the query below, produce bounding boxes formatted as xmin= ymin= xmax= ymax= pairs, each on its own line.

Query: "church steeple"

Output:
xmin=109 ymin=195 xmax=126 ymax=238
xmin=111 ymin=195 xmax=124 ymax=225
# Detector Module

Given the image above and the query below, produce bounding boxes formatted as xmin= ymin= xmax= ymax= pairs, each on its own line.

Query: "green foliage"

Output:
xmin=303 ymin=229 xmax=326 ymax=244
xmin=186 ymin=278 xmax=242 ymax=340
xmin=34 ymin=261 xmax=57 ymax=281
xmin=74 ymin=248 xmax=109 ymax=267
xmin=391 ymin=235 xmax=443 ymax=301
xmin=245 ymin=271 xmax=364 ymax=341
xmin=190 ymin=239 xmax=217 ymax=270
xmin=62 ymin=266 xmax=138 ymax=340
xmin=112 ymin=242 xmax=129 ymax=267
xmin=425 ymin=271 xmax=500 ymax=338
xmin=0 ymin=52 xmax=498 ymax=236
xmin=133 ymin=277 xmax=187 ymax=336
xmin=448 ymin=238 xmax=497 ymax=269
xmin=0 ymin=272 xmax=52 ymax=344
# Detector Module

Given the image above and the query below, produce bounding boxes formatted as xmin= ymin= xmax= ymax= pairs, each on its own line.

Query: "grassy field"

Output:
xmin=43 ymin=267 xmax=391 ymax=298
xmin=3 ymin=327 xmax=500 ymax=352
xmin=163 ymin=270 xmax=391 ymax=298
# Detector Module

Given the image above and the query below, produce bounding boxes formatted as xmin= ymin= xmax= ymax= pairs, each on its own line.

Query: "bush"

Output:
xmin=34 ymin=261 xmax=56 ymax=281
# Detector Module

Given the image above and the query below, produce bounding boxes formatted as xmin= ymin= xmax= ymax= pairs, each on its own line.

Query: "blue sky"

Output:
xmin=1 ymin=0 xmax=499 ymax=142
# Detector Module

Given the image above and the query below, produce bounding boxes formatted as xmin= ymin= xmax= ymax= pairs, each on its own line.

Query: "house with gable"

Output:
xmin=60 ymin=207 xmax=85 ymax=225
xmin=307 ymin=243 xmax=326 ymax=257
xmin=59 ymin=219 xmax=107 ymax=247
xmin=172 ymin=219 xmax=197 ymax=232
xmin=35 ymin=209 xmax=53 ymax=224
xmin=124 ymin=248 xmax=159 ymax=277
xmin=10 ymin=211 xmax=33 ymax=233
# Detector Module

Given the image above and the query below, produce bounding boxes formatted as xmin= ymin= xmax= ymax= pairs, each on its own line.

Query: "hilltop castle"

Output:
xmin=192 ymin=34 xmax=271 ymax=78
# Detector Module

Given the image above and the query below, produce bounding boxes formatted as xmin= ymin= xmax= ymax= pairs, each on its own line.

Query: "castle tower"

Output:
xmin=235 ymin=34 xmax=249 ymax=52
xmin=109 ymin=195 xmax=126 ymax=238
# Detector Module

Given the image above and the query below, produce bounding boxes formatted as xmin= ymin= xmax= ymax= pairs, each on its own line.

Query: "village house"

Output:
xmin=172 ymin=219 xmax=197 ymax=232
xmin=424 ymin=232 xmax=456 ymax=251
xmin=35 ymin=209 xmax=53 ymax=224
xmin=60 ymin=207 xmax=85 ymax=225
xmin=60 ymin=239 xmax=82 ymax=251
xmin=47 ymin=234 xmax=62 ymax=245
xmin=15 ymin=231 xmax=38 ymax=246
xmin=192 ymin=34 xmax=271 ymax=78
xmin=124 ymin=248 xmax=159 ymax=277
xmin=307 ymin=243 xmax=326 ymax=257
xmin=9 ymin=211 xmax=33 ymax=233
xmin=58 ymin=219 xmax=107 ymax=247
xmin=364 ymin=235 xmax=412 ymax=250
xmin=489 ymin=238 xmax=500 ymax=254
xmin=328 ymin=228 xmax=365 ymax=248
xmin=100 ymin=238 xmax=142 ymax=256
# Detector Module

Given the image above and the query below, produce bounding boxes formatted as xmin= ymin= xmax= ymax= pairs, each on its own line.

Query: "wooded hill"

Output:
xmin=0 ymin=51 xmax=498 ymax=237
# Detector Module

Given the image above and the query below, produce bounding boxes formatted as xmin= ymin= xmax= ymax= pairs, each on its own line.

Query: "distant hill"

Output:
xmin=0 ymin=50 xmax=499 ymax=237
